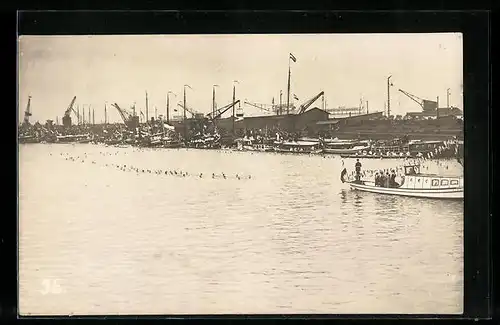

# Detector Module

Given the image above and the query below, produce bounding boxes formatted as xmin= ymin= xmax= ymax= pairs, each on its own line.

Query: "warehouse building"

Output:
xmin=405 ymin=107 xmax=463 ymax=119
xmin=213 ymin=107 xmax=330 ymax=134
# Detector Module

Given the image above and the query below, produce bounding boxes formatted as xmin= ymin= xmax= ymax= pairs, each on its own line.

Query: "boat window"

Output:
xmin=431 ymin=179 xmax=439 ymax=186
xmin=441 ymin=179 xmax=449 ymax=186
xmin=450 ymin=180 xmax=459 ymax=186
xmin=405 ymin=166 xmax=415 ymax=175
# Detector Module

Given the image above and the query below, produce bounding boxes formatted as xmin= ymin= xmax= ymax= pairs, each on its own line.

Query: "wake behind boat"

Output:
xmin=341 ymin=163 xmax=463 ymax=199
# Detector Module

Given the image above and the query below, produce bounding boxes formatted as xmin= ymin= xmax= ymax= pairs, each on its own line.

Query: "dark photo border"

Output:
xmin=6 ymin=9 xmax=492 ymax=322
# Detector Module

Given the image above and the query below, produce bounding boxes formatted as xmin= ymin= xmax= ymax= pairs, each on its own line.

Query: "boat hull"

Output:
xmin=19 ymin=137 xmax=40 ymax=144
xmin=340 ymin=154 xmax=405 ymax=159
xmin=349 ymin=182 xmax=463 ymax=199
xmin=323 ymin=146 xmax=370 ymax=155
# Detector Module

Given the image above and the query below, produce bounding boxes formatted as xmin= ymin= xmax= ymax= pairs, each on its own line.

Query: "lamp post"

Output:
xmin=166 ymin=91 xmax=176 ymax=124
xmin=183 ymin=84 xmax=192 ymax=141
xmin=212 ymin=84 xmax=219 ymax=118
xmin=279 ymin=90 xmax=283 ymax=115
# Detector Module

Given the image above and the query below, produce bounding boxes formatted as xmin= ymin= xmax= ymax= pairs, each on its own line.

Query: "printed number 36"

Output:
xmin=41 ymin=279 xmax=63 ymax=295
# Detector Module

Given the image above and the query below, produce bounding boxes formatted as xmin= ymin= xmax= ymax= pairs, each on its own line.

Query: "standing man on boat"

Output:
xmin=355 ymin=159 xmax=362 ymax=182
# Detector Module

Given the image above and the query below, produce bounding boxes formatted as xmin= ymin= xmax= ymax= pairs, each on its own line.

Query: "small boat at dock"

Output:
xmin=273 ymin=140 xmax=322 ymax=154
xmin=340 ymin=152 xmax=408 ymax=159
xmin=56 ymin=134 xmax=91 ymax=143
xmin=242 ymin=144 xmax=274 ymax=152
xmin=18 ymin=135 xmax=40 ymax=144
xmin=342 ymin=163 xmax=463 ymax=199
xmin=322 ymin=139 xmax=370 ymax=155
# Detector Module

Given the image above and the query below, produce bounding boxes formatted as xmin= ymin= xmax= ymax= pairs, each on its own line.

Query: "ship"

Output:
xmin=341 ymin=163 xmax=463 ymax=199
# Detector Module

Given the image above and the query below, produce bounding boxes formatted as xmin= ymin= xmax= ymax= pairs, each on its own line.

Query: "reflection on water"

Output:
xmin=19 ymin=144 xmax=463 ymax=315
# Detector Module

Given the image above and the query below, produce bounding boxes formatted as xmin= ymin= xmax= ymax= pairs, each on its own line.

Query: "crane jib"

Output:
xmin=298 ymin=91 xmax=324 ymax=114
xmin=209 ymin=100 xmax=240 ymax=120
xmin=64 ymin=96 xmax=77 ymax=117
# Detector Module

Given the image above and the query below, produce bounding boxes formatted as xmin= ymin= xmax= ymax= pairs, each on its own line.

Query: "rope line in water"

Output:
xmin=57 ymin=151 xmax=253 ymax=180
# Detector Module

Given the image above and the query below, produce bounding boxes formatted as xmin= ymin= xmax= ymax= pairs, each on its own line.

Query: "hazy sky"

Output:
xmin=18 ymin=33 xmax=463 ymax=123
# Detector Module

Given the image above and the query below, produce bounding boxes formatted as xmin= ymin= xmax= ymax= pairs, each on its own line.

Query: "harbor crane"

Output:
xmin=111 ymin=103 xmax=139 ymax=130
xmin=398 ymin=88 xmax=438 ymax=112
xmin=206 ymin=100 xmax=241 ymax=120
xmin=177 ymin=103 xmax=204 ymax=119
xmin=296 ymin=91 xmax=324 ymax=114
xmin=22 ymin=96 xmax=32 ymax=126
xmin=398 ymin=89 xmax=425 ymax=109
xmin=62 ymin=96 xmax=78 ymax=128
xmin=243 ymin=100 xmax=275 ymax=114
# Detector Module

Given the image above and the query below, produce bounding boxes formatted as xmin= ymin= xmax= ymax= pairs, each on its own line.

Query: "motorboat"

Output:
xmin=341 ymin=163 xmax=463 ymax=199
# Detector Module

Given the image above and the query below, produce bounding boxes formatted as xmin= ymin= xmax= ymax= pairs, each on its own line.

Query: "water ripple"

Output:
xmin=19 ymin=144 xmax=463 ymax=315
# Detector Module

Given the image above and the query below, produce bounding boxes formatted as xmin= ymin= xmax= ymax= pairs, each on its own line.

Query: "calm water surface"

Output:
xmin=19 ymin=144 xmax=463 ymax=315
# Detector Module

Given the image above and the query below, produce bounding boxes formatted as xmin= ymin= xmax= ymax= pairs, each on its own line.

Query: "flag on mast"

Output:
xmin=289 ymin=53 xmax=297 ymax=62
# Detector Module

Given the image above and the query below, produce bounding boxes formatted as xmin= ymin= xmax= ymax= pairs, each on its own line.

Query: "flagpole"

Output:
xmin=387 ymin=75 xmax=392 ymax=117
xmin=287 ymin=55 xmax=291 ymax=115
xmin=183 ymin=85 xmax=187 ymax=141
xmin=232 ymin=83 xmax=236 ymax=136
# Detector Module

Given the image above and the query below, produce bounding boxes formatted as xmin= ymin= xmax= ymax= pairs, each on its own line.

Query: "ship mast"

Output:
xmin=145 ymin=91 xmax=149 ymax=125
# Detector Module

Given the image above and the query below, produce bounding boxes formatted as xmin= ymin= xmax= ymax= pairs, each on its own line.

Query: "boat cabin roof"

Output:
xmin=402 ymin=164 xmax=462 ymax=178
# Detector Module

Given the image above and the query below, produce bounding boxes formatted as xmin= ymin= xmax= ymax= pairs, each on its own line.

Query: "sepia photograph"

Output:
xmin=18 ymin=33 xmax=464 ymax=315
